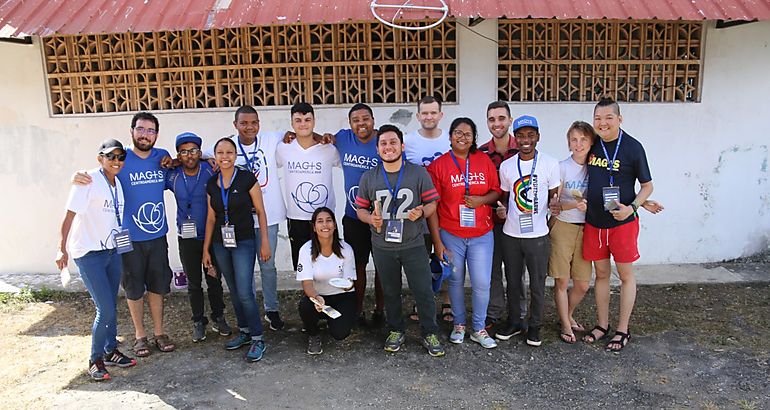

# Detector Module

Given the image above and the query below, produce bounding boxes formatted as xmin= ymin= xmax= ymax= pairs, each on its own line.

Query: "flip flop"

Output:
xmin=571 ymin=323 xmax=586 ymax=333
xmin=133 ymin=337 xmax=151 ymax=357
xmin=560 ymin=332 xmax=577 ymax=344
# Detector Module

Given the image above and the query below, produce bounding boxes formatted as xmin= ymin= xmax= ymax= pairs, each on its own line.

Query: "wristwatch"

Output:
xmin=630 ymin=202 xmax=639 ymax=212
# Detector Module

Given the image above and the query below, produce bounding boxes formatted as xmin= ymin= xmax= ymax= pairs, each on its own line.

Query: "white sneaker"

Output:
xmin=470 ymin=329 xmax=498 ymax=349
xmin=449 ymin=325 xmax=465 ymax=344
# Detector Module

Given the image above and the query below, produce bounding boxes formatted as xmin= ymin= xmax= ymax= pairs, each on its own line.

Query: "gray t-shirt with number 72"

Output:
xmin=355 ymin=161 xmax=439 ymax=250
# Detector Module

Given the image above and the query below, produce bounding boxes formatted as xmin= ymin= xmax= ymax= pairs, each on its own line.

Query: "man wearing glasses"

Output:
xmin=166 ymin=132 xmax=230 ymax=343
xmin=73 ymin=112 xmax=177 ymax=357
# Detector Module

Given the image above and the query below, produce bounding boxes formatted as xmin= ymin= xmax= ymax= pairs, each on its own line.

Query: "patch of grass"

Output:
xmin=699 ymin=400 xmax=719 ymax=410
xmin=737 ymin=400 xmax=758 ymax=410
xmin=0 ymin=287 xmax=75 ymax=308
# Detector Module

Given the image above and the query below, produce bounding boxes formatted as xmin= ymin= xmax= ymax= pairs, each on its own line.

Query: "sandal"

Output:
xmin=606 ymin=330 xmax=631 ymax=352
xmin=408 ymin=305 xmax=419 ymax=322
xmin=560 ymin=332 xmax=577 ymax=344
xmin=133 ymin=337 xmax=151 ymax=357
xmin=154 ymin=334 xmax=176 ymax=353
xmin=582 ymin=325 xmax=609 ymax=344
xmin=439 ymin=304 xmax=454 ymax=323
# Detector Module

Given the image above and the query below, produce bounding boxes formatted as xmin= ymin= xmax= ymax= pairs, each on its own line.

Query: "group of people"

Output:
xmin=56 ymin=96 xmax=662 ymax=381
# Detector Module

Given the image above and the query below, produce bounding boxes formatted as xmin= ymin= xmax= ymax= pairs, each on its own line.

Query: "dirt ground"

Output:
xmin=2 ymin=273 xmax=769 ymax=409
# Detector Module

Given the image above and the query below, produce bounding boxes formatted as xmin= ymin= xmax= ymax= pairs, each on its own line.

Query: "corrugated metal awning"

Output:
xmin=2 ymin=0 xmax=769 ymax=37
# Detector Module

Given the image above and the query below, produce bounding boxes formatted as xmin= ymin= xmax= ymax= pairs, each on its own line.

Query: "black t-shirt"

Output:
xmin=585 ymin=130 xmax=652 ymax=229
xmin=206 ymin=168 xmax=258 ymax=243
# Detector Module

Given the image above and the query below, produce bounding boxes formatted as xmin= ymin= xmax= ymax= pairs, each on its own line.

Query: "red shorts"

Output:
xmin=582 ymin=218 xmax=640 ymax=263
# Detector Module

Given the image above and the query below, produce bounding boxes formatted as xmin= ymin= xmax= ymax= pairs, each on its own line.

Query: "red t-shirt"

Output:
xmin=427 ymin=150 xmax=501 ymax=238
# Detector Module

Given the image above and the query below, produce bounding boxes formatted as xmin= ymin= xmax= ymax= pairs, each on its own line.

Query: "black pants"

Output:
xmin=298 ymin=292 xmax=357 ymax=339
xmin=372 ymin=245 xmax=439 ymax=337
xmin=500 ymin=233 xmax=550 ymax=329
xmin=288 ymin=219 xmax=313 ymax=271
xmin=178 ymin=237 xmax=225 ymax=324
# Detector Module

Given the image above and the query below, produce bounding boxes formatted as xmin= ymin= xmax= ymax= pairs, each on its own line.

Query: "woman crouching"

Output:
xmin=297 ymin=207 xmax=357 ymax=354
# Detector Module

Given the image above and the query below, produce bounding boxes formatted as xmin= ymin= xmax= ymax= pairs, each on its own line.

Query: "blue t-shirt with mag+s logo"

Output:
xmin=334 ymin=129 xmax=379 ymax=219
xmin=116 ymin=148 xmax=170 ymax=242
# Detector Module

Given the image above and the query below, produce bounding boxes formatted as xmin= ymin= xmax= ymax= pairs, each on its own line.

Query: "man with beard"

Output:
xmin=166 ymin=132 xmax=230 ymax=342
xmin=74 ymin=112 xmax=176 ymax=357
xmin=355 ymin=125 xmax=445 ymax=357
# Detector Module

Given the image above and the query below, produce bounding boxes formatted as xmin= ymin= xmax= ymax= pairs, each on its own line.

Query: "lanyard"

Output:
xmin=219 ymin=168 xmax=238 ymax=225
xmin=180 ymin=167 xmax=201 ymax=218
xmin=599 ymin=130 xmax=623 ymax=186
xmin=237 ymin=137 xmax=259 ymax=173
xmin=380 ymin=163 xmax=405 ymax=218
xmin=449 ymin=151 xmax=470 ymax=195
xmin=99 ymin=170 xmax=122 ymax=227
xmin=517 ymin=151 xmax=539 ymax=214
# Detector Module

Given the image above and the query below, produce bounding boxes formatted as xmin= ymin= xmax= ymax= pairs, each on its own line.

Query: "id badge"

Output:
xmin=221 ymin=225 xmax=237 ymax=248
xmin=385 ymin=219 xmax=404 ymax=243
xmin=114 ymin=229 xmax=134 ymax=254
xmin=459 ymin=205 xmax=476 ymax=228
xmin=181 ymin=219 xmax=197 ymax=239
xmin=602 ymin=186 xmax=621 ymax=211
xmin=518 ymin=213 xmax=534 ymax=234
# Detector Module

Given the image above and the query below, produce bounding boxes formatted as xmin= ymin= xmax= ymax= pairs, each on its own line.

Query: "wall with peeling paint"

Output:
xmin=0 ymin=20 xmax=768 ymax=274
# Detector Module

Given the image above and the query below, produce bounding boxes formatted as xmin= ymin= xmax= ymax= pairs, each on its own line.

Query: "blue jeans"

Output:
xmin=255 ymin=223 xmax=279 ymax=312
xmin=212 ymin=239 xmax=263 ymax=337
xmin=74 ymin=249 xmax=122 ymax=362
xmin=440 ymin=229 xmax=494 ymax=332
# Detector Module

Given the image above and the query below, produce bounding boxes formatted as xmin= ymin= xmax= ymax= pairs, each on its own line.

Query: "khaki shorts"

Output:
xmin=548 ymin=218 xmax=592 ymax=281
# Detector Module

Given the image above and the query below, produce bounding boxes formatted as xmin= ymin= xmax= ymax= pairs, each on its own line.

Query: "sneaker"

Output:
xmin=212 ymin=316 xmax=232 ymax=336
xmin=370 ymin=310 xmax=385 ymax=327
xmin=526 ymin=327 xmax=542 ymax=347
xmin=225 ymin=331 xmax=252 ymax=350
xmin=246 ymin=339 xmax=266 ymax=362
xmin=449 ymin=324 xmax=466 ymax=344
xmin=495 ymin=323 xmax=526 ymax=341
xmin=264 ymin=311 xmax=285 ymax=331
xmin=103 ymin=349 xmax=137 ymax=368
xmin=88 ymin=358 xmax=111 ymax=381
xmin=192 ymin=321 xmax=206 ymax=342
xmin=421 ymin=334 xmax=446 ymax=357
xmin=307 ymin=335 xmax=323 ymax=355
xmin=470 ymin=329 xmax=498 ymax=349
xmin=383 ymin=331 xmax=405 ymax=352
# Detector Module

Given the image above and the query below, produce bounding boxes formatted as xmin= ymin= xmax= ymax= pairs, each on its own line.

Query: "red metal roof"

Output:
xmin=2 ymin=0 xmax=770 ymax=37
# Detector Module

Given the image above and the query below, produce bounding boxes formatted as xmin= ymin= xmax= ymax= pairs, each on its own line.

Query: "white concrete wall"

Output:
xmin=0 ymin=20 xmax=768 ymax=274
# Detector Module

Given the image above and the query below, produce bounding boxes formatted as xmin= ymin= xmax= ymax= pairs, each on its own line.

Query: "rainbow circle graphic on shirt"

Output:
xmin=512 ymin=176 xmax=533 ymax=212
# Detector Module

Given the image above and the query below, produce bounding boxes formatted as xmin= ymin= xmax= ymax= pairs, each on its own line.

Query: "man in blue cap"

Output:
xmin=494 ymin=115 xmax=560 ymax=347
xmin=166 ymin=132 xmax=231 ymax=342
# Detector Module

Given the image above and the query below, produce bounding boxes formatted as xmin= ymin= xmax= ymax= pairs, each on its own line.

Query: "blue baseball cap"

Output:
xmin=512 ymin=115 xmax=539 ymax=133
xmin=175 ymin=132 xmax=202 ymax=151
xmin=431 ymin=256 xmax=454 ymax=294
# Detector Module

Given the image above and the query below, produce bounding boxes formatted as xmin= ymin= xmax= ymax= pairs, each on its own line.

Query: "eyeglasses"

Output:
xmin=178 ymin=148 xmax=201 ymax=156
xmin=101 ymin=152 xmax=127 ymax=161
xmin=133 ymin=126 xmax=157 ymax=135
xmin=451 ymin=130 xmax=474 ymax=140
